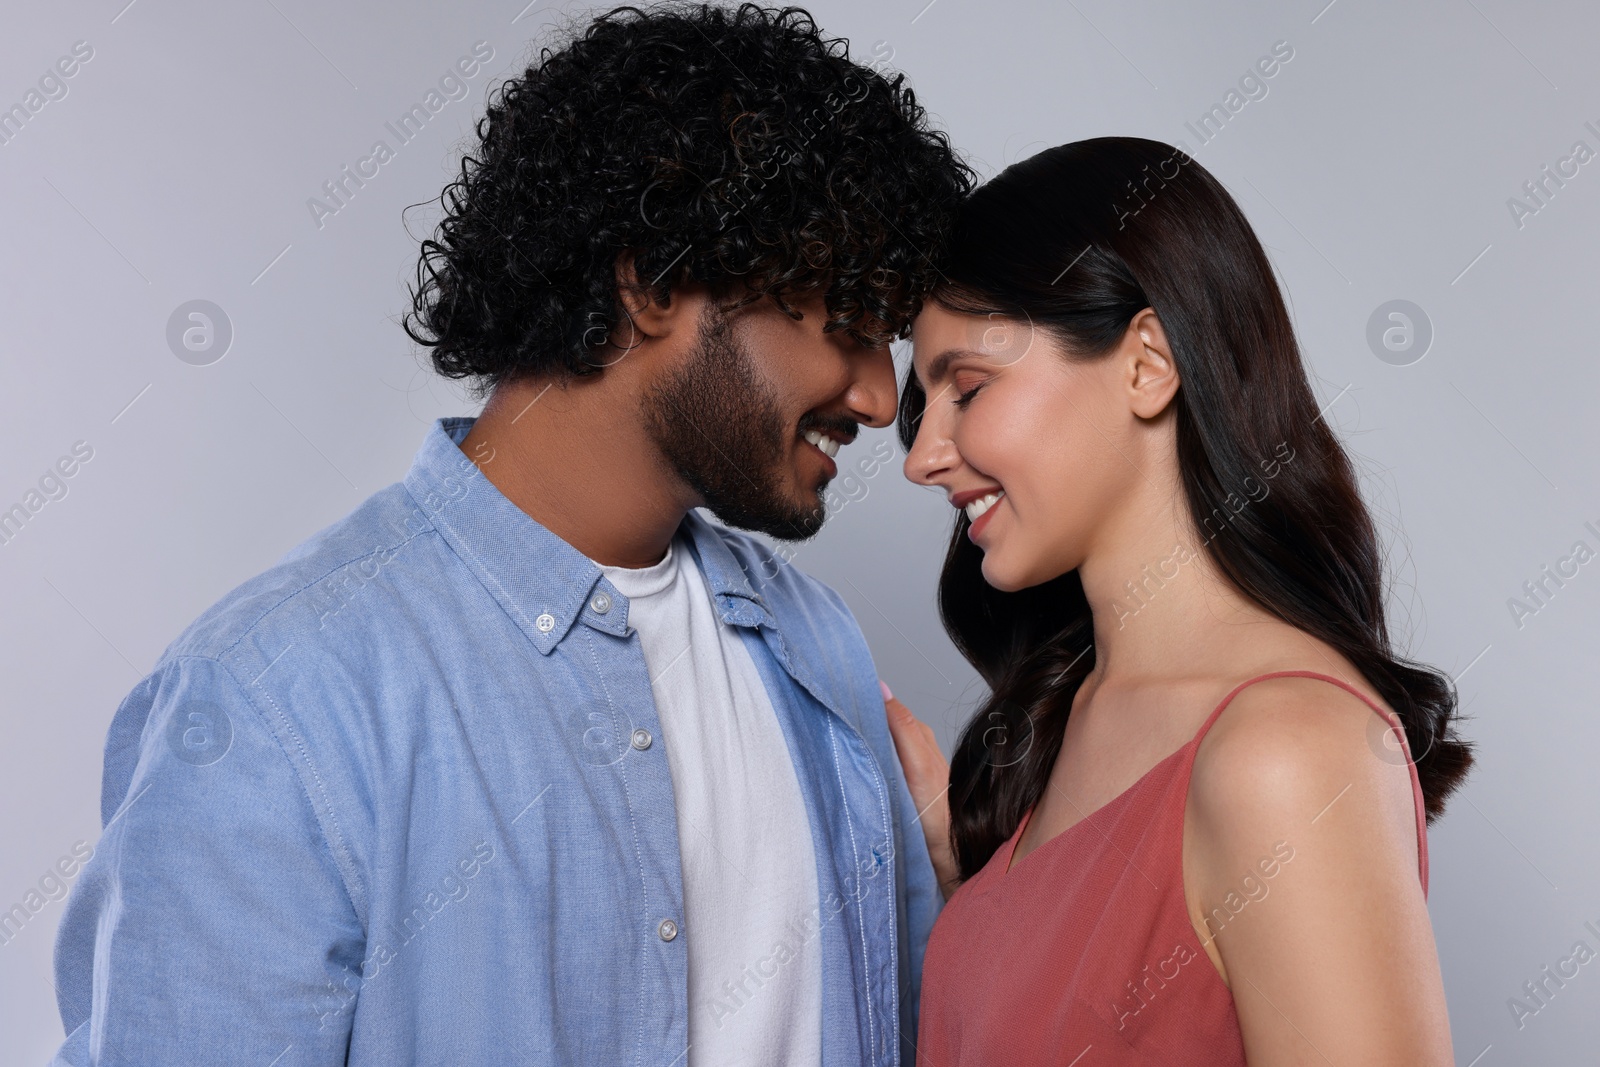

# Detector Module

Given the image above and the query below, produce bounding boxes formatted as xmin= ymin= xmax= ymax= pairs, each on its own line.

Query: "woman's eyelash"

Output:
xmin=953 ymin=382 xmax=984 ymax=408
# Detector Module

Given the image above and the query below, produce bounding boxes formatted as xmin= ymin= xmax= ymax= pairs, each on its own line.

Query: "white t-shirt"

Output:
xmin=595 ymin=528 xmax=823 ymax=1067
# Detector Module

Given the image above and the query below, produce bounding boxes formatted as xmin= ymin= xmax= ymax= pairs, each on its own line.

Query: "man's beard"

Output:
xmin=640 ymin=301 xmax=829 ymax=542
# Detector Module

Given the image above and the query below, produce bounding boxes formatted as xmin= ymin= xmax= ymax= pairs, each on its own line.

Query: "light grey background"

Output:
xmin=2 ymin=0 xmax=1595 ymax=1061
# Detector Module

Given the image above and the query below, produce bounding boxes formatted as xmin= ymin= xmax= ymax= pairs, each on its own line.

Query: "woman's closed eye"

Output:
xmin=952 ymin=379 xmax=986 ymax=409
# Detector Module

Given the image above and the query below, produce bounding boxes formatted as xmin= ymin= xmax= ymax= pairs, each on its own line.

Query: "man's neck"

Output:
xmin=459 ymin=374 xmax=694 ymax=568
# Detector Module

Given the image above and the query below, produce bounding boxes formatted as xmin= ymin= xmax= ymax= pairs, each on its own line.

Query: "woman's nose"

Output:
xmin=903 ymin=418 xmax=957 ymax=487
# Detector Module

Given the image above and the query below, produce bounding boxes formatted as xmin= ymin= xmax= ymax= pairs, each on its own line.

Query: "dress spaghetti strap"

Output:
xmin=914 ymin=668 xmax=1434 ymax=1066
xmin=1189 ymin=669 xmax=1429 ymax=894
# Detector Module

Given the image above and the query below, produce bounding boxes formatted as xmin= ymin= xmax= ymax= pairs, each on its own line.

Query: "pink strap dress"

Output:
xmin=914 ymin=670 xmax=1429 ymax=1066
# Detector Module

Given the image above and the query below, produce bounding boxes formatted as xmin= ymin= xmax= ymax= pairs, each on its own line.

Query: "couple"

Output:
xmin=50 ymin=4 xmax=1470 ymax=1065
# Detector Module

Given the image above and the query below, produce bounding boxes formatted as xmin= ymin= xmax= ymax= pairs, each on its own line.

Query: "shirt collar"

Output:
xmin=403 ymin=417 xmax=774 ymax=656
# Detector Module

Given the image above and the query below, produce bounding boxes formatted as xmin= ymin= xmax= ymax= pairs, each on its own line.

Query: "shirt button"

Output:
xmin=535 ymin=613 xmax=555 ymax=633
xmin=590 ymin=592 xmax=612 ymax=614
xmin=658 ymin=918 xmax=678 ymax=941
xmin=631 ymin=728 xmax=653 ymax=751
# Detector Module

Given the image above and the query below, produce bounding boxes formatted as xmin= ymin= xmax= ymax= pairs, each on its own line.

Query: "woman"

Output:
xmin=882 ymin=137 xmax=1472 ymax=1065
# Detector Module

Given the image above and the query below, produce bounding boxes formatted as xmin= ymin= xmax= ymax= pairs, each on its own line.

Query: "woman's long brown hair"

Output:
xmin=895 ymin=137 xmax=1474 ymax=882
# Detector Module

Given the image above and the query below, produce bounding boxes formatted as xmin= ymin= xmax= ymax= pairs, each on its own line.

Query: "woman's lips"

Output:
xmin=968 ymin=493 xmax=1004 ymax=542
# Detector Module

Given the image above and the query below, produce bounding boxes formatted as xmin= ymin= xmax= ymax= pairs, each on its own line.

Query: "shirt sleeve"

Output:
xmin=49 ymin=654 xmax=365 ymax=1066
xmin=813 ymin=579 xmax=944 ymax=1066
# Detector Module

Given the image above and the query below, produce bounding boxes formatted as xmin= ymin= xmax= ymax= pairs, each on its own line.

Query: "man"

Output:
xmin=50 ymin=3 xmax=973 ymax=1064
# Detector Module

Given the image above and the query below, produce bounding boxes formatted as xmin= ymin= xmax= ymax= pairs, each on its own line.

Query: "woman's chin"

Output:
xmin=981 ymin=547 xmax=1072 ymax=594
xmin=979 ymin=553 xmax=1026 ymax=593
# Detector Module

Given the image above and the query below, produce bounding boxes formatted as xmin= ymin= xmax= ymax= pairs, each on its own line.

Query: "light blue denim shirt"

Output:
xmin=51 ymin=416 xmax=940 ymax=1067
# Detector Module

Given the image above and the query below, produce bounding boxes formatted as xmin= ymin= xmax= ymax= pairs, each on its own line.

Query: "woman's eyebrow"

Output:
xmin=916 ymin=347 xmax=967 ymax=391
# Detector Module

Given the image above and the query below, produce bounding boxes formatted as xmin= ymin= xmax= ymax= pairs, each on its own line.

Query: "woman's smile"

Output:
xmin=966 ymin=489 xmax=1006 ymax=542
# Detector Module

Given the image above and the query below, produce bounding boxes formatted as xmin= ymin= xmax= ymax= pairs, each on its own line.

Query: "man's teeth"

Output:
xmin=965 ymin=490 xmax=1005 ymax=522
xmin=803 ymin=429 xmax=843 ymax=459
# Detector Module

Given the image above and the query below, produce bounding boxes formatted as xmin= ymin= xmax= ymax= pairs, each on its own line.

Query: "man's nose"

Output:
xmin=844 ymin=345 xmax=900 ymax=430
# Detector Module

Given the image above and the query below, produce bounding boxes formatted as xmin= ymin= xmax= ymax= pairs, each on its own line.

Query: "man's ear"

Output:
xmin=1125 ymin=306 xmax=1181 ymax=419
xmin=614 ymin=249 xmax=694 ymax=340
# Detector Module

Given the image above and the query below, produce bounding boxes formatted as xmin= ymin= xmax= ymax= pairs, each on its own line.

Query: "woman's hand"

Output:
xmin=880 ymin=680 xmax=961 ymax=900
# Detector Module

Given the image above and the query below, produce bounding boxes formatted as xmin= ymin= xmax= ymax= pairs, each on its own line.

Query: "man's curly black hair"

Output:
xmin=402 ymin=2 xmax=975 ymax=398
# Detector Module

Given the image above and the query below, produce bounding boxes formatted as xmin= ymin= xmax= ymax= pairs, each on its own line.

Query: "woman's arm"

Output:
xmin=1184 ymin=677 xmax=1453 ymax=1066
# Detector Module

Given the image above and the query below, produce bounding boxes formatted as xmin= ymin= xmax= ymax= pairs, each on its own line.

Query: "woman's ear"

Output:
xmin=1126 ymin=307 xmax=1181 ymax=419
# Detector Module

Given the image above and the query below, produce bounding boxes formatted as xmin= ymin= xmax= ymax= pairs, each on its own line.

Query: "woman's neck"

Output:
xmin=1076 ymin=496 xmax=1276 ymax=687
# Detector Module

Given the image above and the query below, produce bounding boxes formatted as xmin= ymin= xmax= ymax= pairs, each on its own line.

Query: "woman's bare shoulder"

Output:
xmin=1188 ymin=671 xmax=1413 ymax=834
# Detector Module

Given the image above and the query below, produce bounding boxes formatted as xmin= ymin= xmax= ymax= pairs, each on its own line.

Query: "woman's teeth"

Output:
xmin=965 ymin=490 xmax=1004 ymax=522
xmin=803 ymin=429 xmax=843 ymax=458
